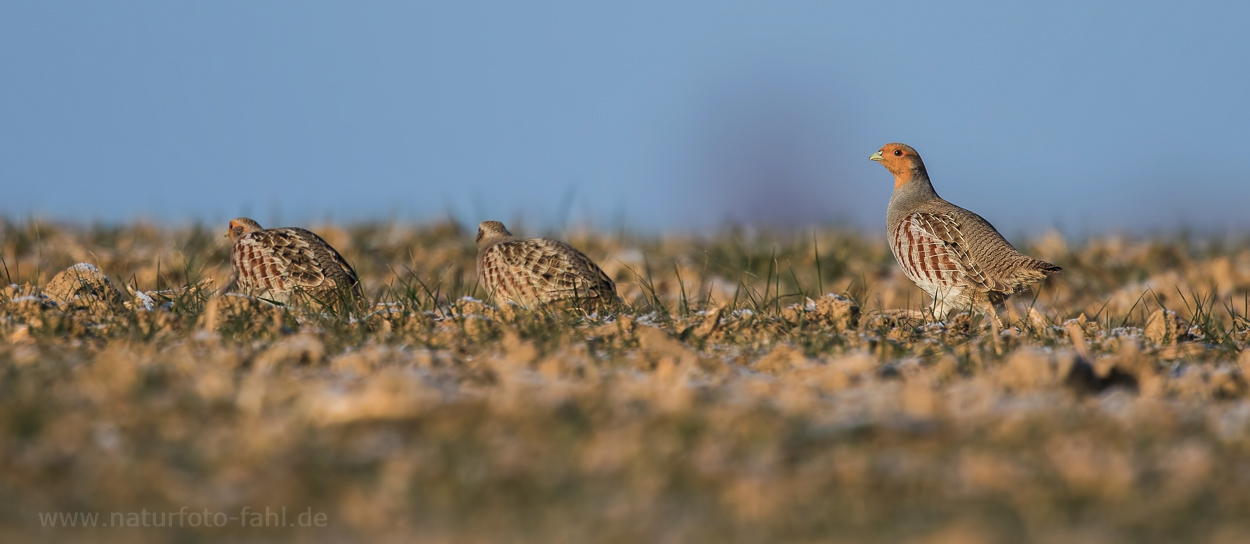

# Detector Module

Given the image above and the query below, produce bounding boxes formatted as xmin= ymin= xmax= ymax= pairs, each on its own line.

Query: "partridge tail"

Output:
xmin=999 ymin=257 xmax=1062 ymax=292
xmin=1030 ymin=259 xmax=1062 ymax=274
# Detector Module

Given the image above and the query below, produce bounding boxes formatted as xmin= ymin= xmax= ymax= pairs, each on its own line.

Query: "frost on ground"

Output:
xmin=2 ymin=221 xmax=1250 ymax=542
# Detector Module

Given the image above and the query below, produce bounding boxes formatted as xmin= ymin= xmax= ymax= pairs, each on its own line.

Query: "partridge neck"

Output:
xmin=478 ymin=236 xmax=513 ymax=250
xmin=887 ymin=170 xmax=941 ymax=227
xmin=892 ymin=166 xmax=937 ymax=196
xmin=892 ymin=163 xmax=930 ymax=189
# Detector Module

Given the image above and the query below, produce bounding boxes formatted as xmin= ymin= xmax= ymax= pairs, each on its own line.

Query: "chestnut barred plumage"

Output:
xmin=475 ymin=220 xmax=618 ymax=308
xmin=225 ymin=218 xmax=363 ymax=309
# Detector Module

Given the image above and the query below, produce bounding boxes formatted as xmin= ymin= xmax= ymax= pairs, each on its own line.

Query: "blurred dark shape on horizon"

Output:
xmin=686 ymin=73 xmax=869 ymax=228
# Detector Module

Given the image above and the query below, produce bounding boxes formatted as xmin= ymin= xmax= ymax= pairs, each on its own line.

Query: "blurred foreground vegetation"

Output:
xmin=4 ymin=218 xmax=1250 ymax=543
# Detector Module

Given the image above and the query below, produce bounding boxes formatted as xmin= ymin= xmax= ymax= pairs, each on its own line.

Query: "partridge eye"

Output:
xmin=893 ymin=149 xmax=903 ymax=157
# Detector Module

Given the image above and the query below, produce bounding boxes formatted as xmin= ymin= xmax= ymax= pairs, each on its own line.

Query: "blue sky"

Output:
xmin=2 ymin=1 xmax=1247 ymax=235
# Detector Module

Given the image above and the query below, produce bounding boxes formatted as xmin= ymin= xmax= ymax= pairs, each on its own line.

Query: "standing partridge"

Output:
xmin=225 ymin=218 xmax=364 ymax=308
xmin=475 ymin=220 xmax=618 ymax=308
xmin=871 ymin=143 xmax=1060 ymax=321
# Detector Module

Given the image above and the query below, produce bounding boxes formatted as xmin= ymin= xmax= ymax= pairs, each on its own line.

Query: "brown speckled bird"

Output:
xmin=475 ymin=220 xmax=618 ymax=308
xmin=225 ymin=218 xmax=363 ymax=308
xmin=871 ymin=143 xmax=1060 ymax=321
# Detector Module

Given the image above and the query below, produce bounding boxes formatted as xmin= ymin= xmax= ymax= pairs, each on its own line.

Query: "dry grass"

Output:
xmin=5 ymin=219 xmax=1250 ymax=543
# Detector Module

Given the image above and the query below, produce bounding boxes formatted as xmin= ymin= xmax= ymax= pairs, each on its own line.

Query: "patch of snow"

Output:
xmin=192 ymin=330 xmax=219 ymax=341
xmin=1109 ymin=327 xmax=1142 ymax=338
xmin=130 ymin=289 xmax=155 ymax=311
xmin=635 ymin=312 xmax=662 ymax=326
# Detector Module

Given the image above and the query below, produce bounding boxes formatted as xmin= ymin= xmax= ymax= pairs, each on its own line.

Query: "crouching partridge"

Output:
xmin=476 ymin=220 xmax=618 ymax=308
xmin=225 ymin=218 xmax=364 ymax=309
xmin=871 ymin=143 xmax=1060 ymax=322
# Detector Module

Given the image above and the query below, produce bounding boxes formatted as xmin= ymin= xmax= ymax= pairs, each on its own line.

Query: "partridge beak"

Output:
xmin=223 ymin=231 xmax=231 ymax=239
xmin=869 ymin=151 xmax=884 ymax=162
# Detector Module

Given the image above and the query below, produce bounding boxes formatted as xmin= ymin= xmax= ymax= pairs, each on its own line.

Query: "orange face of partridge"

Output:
xmin=226 ymin=218 xmax=263 ymax=243
xmin=870 ymin=143 xmax=925 ymax=190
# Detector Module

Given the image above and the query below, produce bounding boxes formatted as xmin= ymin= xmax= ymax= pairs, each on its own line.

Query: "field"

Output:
xmin=4 ymin=219 xmax=1250 ymax=543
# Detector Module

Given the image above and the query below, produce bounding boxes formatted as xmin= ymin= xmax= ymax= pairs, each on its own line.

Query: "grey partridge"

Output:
xmin=225 ymin=218 xmax=363 ymax=308
xmin=475 ymin=220 xmax=618 ymax=308
xmin=871 ymin=143 xmax=1060 ymax=321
